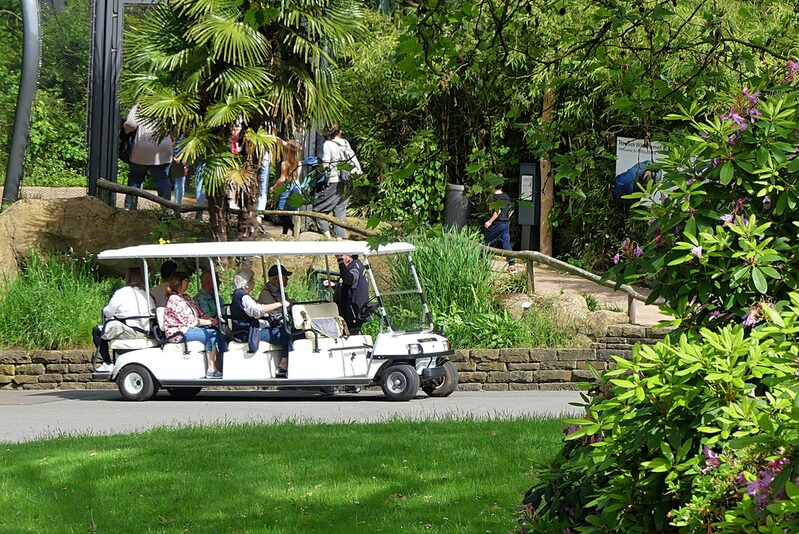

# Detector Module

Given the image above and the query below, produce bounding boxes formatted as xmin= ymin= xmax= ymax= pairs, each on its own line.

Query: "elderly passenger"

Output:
xmin=163 ymin=271 xmax=223 ymax=379
xmin=92 ymin=267 xmax=154 ymax=373
xmin=230 ymin=269 xmax=291 ymax=378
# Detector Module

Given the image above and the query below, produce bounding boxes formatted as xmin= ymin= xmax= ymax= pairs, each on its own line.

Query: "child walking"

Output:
xmin=483 ymin=181 xmax=517 ymax=273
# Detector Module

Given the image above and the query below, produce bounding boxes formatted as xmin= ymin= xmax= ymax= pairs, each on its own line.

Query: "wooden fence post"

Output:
xmin=627 ymin=294 xmax=636 ymax=324
xmin=539 ymin=85 xmax=556 ymax=256
xmin=526 ymin=259 xmax=535 ymax=294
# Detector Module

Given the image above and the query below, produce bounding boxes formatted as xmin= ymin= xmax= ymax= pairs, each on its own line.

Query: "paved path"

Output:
xmin=0 ymin=389 xmax=582 ymax=443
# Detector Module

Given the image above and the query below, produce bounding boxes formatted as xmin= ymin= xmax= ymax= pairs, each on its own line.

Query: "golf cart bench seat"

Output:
xmin=291 ymin=302 xmax=341 ymax=330
xmin=108 ymin=337 xmax=159 ymax=351
xmin=226 ymin=340 xmax=284 ymax=353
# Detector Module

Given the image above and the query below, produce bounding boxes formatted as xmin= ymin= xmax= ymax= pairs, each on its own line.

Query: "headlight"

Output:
xmin=407 ymin=343 xmax=423 ymax=355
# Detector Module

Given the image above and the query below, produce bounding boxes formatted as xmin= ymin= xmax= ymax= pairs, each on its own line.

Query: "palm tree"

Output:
xmin=126 ymin=0 xmax=363 ymax=240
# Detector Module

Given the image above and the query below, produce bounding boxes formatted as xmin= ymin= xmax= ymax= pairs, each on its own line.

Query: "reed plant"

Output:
xmin=0 ymin=252 xmax=116 ymax=349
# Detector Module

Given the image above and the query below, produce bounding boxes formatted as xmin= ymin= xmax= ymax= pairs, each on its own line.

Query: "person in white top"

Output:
xmin=92 ymin=267 xmax=156 ymax=372
xmin=123 ymin=104 xmax=174 ymax=210
xmin=314 ymin=124 xmax=362 ymax=240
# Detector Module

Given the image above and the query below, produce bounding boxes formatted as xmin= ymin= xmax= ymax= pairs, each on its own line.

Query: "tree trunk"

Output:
xmin=237 ymin=162 xmax=260 ymax=240
xmin=208 ymin=194 xmax=228 ymax=242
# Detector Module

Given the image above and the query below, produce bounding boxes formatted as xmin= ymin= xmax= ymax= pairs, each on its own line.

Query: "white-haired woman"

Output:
xmin=229 ymin=269 xmax=291 ymax=377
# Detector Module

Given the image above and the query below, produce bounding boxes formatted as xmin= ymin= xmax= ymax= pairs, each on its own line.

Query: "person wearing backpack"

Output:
xmin=314 ymin=124 xmax=362 ymax=240
xmin=122 ymin=104 xmax=174 ymax=210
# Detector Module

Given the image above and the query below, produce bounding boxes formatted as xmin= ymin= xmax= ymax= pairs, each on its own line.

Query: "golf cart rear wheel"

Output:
xmin=166 ymin=387 xmax=202 ymax=400
xmin=117 ymin=364 xmax=157 ymax=401
xmin=422 ymin=360 xmax=459 ymax=398
xmin=381 ymin=364 xmax=419 ymax=402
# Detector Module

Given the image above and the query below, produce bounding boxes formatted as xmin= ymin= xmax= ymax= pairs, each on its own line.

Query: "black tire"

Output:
xmin=116 ymin=364 xmax=157 ymax=401
xmin=422 ymin=360 xmax=459 ymax=397
xmin=166 ymin=387 xmax=202 ymax=400
xmin=380 ymin=364 xmax=420 ymax=402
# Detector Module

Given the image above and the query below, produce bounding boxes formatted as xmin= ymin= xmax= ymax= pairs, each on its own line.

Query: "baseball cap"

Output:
xmin=268 ymin=265 xmax=292 ymax=278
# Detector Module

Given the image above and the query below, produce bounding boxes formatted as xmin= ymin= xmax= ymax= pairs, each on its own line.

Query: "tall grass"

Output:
xmin=0 ymin=253 xmax=116 ymax=349
xmin=392 ymin=227 xmax=496 ymax=314
xmin=385 ymin=228 xmax=578 ymax=348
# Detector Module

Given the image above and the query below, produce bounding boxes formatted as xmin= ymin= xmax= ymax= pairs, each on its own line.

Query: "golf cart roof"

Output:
xmin=97 ymin=240 xmax=415 ymax=260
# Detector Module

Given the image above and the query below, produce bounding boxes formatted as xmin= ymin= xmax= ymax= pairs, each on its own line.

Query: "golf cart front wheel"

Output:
xmin=381 ymin=364 xmax=419 ymax=402
xmin=117 ymin=364 xmax=157 ymax=401
xmin=422 ymin=360 xmax=459 ymax=397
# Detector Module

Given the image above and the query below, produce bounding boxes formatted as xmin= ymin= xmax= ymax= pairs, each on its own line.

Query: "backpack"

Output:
xmin=335 ymin=140 xmax=359 ymax=183
xmin=118 ymin=124 xmax=135 ymax=164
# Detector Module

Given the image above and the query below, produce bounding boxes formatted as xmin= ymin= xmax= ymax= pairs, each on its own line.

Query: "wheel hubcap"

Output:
xmin=387 ymin=371 xmax=407 ymax=394
xmin=124 ymin=372 xmax=144 ymax=394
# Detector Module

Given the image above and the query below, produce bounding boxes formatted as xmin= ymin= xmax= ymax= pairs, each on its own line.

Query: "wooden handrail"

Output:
xmin=95 ymin=178 xmax=376 ymax=238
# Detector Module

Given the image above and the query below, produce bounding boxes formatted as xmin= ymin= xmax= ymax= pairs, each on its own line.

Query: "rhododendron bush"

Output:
xmin=606 ymin=75 xmax=799 ymax=331
xmin=517 ymin=295 xmax=799 ymax=533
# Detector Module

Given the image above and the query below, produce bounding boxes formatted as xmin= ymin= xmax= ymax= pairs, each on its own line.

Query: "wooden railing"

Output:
xmin=96 ymin=178 xmax=662 ymax=323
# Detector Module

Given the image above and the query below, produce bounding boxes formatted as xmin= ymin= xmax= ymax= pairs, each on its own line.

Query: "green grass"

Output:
xmin=0 ymin=418 xmax=565 ymax=533
xmin=0 ymin=252 xmax=117 ymax=349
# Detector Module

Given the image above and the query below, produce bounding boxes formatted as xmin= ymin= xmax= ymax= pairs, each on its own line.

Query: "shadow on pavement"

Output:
xmin=22 ymin=388 xmax=413 ymax=403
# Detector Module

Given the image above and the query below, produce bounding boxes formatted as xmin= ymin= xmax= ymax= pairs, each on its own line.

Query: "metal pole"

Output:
xmin=2 ymin=0 xmax=40 ymax=205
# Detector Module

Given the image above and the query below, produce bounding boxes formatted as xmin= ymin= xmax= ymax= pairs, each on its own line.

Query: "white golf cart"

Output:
xmin=93 ymin=240 xmax=458 ymax=401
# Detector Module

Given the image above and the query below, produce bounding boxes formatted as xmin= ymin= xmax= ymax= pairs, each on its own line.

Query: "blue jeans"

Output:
xmin=484 ymin=222 xmax=515 ymax=265
xmin=126 ymin=163 xmax=171 ymax=210
xmin=257 ymin=156 xmax=270 ymax=211
xmin=183 ymin=326 xmax=222 ymax=354
xmin=259 ymin=326 xmax=291 ymax=349
xmin=194 ymin=163 xmax=206 ymax=208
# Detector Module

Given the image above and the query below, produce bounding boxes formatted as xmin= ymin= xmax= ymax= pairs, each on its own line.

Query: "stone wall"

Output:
xmin=0 ymin=325 xmax=673 ymax=391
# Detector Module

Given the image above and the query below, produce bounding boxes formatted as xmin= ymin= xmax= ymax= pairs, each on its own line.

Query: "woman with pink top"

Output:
xmin=163 ymin=271 xmax=223 ymax=378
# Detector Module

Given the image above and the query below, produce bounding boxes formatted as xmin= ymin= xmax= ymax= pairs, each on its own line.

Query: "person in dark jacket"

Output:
xmin=336 ymin=254 xmax=370 ymax=334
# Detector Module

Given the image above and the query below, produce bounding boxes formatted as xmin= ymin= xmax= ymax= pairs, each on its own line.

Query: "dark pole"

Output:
xmin=2 ymin=0 xmax=40 ymax=205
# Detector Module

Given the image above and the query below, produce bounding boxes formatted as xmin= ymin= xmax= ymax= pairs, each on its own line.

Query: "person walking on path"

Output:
xmin=122 ymin=104 xmax=173 ymax=210
xmin=483 ymin=181 xmax=517 ymax=273
xmin=314 ymin=124 xmax=362 ymax=240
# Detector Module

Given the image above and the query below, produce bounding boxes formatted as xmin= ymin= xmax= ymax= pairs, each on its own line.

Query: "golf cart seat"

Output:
xmin=108 ymin=337 xmax=159 ymax=351
xmin=226 ymin=340 xmax=284 ymax=353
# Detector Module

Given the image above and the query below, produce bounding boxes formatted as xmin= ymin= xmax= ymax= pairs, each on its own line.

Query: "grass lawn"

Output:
xmin=0 ymin=418 xmax=565 ymax=533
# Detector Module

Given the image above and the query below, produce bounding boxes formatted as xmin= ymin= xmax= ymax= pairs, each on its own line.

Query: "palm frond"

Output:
xmin=201 ymin=152 xmax=239 ymax=197
xmin=187 ymin=14 xmax=269 ymax=66
xmin=204 ymin=96 xmax=269 ymax=127
xmin=171 ymin=0 xmax=240 ymax=20
xmin=177 ymin=129 xmax=225 ymax=165
xmin=139 ymin=92 xmax=201 ymax=131
xmin=208 ymin=65 xmax=274 ymax=97
xmin=243 ymin=127 xmax=279 ymax=163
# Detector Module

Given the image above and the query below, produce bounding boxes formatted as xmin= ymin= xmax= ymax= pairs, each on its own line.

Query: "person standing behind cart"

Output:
xmin=314 ymin=124 xmax=362 ymax=240
xmin=122 ymin=104 xmax=173 ymax=210
xmin=269 ymin=140 xmax=302 ymax=235
xmin=230 ymin=270 xmax=292 ymax=378
xmin=483 ymin=181 xmax=517 ymax=274
xmin=163 ymin=272 xmax=224 ymax=379
xmin=336 ymin=254 xmax=369 ymax=335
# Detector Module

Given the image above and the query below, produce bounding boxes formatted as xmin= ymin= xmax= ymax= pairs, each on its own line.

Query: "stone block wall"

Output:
xmin=0 ymin=325 xmax=674 ymax=391
xmin=0 ymin=350 xmax=116 ymax=390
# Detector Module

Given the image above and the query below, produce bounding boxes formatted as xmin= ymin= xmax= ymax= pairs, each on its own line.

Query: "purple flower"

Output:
xmin=742 ymin=86 xmax=760 ymax=106
xmin=720 ymin=213 xmax=734 ymax=224
xmin=701 ymin=446 xmax=721 ymax=474
xmin=646 ymin=218 xmax=655 ymax=226
xmin=563 ymin=425 xmax=580 ymax=436
xmin=658 ymin=192 xmax=668 ymax=202
xmin=786 ymin=60 xmax=799 ymax=82
xmin=691 ymin=245 xmax=703 ymax=258
xmin=763 ymin=196 xmax=771 ymax=207
xmin=632 ymin=245 xmax=643 ymax=257
xmin=742 ymin=311 xmax=757 ymax=328
xmin=611 ymin=253 xmax=620 ymax=265
xmin=686 ymin=178 xmax=696 ymax=186
xmin=674 ymin=225 xmax=682 ymax=237
xmin=711 ymin=158 xmax=720 ymax=169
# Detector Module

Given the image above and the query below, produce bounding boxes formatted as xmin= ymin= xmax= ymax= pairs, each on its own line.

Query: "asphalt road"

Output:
xmin=0 ymin=389 xmax=583 ymax=443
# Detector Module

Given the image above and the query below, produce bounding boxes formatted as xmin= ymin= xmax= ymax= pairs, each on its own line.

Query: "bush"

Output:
xmin=0 ymin=253 xmax=116 ymax=349
xmin=608 ymin=75 xmax=799 ymax=331
xmin=519 ymin=294 xmax=799 ymax=533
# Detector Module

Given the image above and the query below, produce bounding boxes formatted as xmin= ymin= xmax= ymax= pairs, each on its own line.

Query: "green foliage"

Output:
xmin=387 ymin=227 xmax=576 ymax=348
xmin=521 ymin=295 xmax=799 ymax=532
xmin=498 ymin=270 xmax=528 ymax=294
xmin=609 ymin=81 xmax=799 ymax=330
xmin=0 ymin=252 xmax=116 ymax=349
xmin=0 ymin=1 xmax=90 ymax=187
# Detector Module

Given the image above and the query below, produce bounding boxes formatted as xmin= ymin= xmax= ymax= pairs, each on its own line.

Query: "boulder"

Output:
xmin=579 ymin=310 xmax=630 ymax=338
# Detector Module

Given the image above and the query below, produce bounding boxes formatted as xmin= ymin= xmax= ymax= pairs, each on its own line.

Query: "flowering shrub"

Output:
xmin=606 ymin=68 xmax=799 ymax=330
xmin=514 ymin=293 xmax=799 ymax=533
